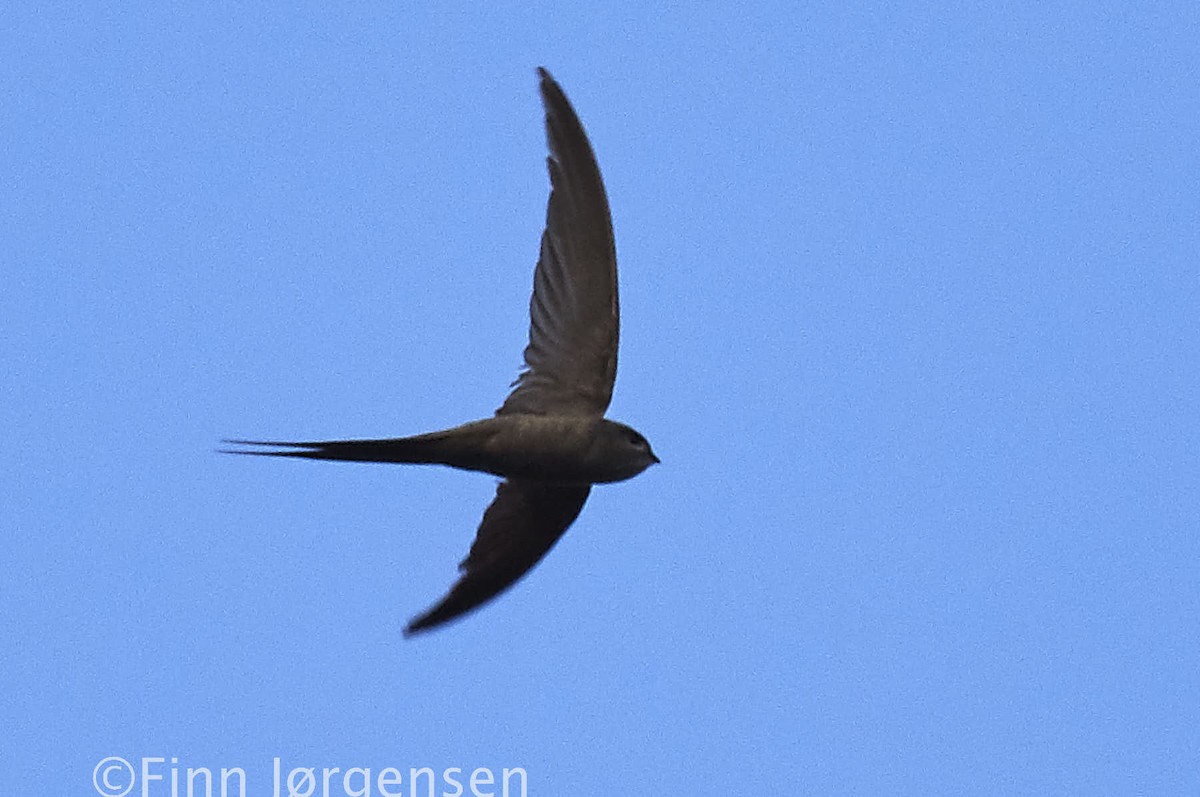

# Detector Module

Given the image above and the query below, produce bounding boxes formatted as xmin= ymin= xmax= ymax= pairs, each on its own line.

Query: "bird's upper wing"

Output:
xmin=498 ymin=67 xmax=619 ymax=418
xmin=404 ymin=479 xmax=591 ymax=635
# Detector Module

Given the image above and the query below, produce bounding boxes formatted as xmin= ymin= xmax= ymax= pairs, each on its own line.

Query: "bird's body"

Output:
xmin=229 ymin=415 xmax=655 ymax=485
xmin=225 ymin=68 xmax=656 ymax=635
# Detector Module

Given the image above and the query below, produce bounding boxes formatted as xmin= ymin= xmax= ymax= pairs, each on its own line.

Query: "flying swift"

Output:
xmin=225 ymin=68 xmax=657 ymax=635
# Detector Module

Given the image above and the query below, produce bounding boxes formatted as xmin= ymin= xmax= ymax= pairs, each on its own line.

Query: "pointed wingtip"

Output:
xmin=402 ymin=616 xmax=435 ymax=639
xmin=403 ymin=597 xmax=473 ymax=638
xmin=536 ymin=67 xmax=561 ymax=97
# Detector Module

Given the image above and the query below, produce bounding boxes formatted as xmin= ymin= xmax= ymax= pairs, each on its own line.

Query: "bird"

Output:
xmin=223 ymin=67 xmax=658 ymax=636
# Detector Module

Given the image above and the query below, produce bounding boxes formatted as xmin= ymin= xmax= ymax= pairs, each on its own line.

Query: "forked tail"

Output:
xmin=219 ymin=433 xmax=458 ymax=465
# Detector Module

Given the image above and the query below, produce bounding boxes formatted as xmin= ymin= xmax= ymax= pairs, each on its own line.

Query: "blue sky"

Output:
xmin=3 ymin=3 xmax=1198 ymax=795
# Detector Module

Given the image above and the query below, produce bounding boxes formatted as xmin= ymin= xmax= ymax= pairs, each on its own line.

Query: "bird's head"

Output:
xmin=587 ymin=420 xmax=659 ymax=483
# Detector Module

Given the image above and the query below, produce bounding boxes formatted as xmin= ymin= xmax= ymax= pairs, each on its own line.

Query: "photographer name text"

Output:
xmin=92 ymin=756 xmax=528 ymax=797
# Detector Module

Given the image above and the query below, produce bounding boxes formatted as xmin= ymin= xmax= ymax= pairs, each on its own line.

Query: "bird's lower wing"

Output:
xmin=405 ymin=480 xmax=591 ymax=636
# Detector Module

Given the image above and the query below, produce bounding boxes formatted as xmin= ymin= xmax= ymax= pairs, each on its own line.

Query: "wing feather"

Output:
xmin=498 ymin=68 xmax=619 ymax=417
xmin=404 ymin=480 xmax=591 ymax=635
